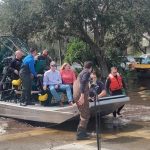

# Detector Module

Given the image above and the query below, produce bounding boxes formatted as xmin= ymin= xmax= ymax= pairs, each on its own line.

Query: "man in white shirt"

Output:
xmin=43 ymin=61 xmax=73 ymax=106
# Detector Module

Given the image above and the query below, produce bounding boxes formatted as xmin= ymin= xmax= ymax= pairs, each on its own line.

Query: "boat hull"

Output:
xmin=0 ymin=95 xmax=129 ymax=124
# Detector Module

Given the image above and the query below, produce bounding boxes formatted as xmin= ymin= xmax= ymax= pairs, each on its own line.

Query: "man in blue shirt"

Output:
xmin=19 ymin=48 xmax=37 ymax=106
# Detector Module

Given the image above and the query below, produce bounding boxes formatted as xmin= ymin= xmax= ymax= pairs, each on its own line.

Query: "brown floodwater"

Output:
xmin=0 ymin=77 xmax=150 ymax=133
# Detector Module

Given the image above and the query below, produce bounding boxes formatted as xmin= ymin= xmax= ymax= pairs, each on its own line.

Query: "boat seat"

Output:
xmin=40 ymin=88 xmax=69 ymax=107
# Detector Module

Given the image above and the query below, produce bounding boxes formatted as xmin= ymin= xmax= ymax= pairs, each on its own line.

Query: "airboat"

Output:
xmin=0 ymin=35 xmax=130 ymax=123
xmin=0 ymin=95 xmax=129 ymax=124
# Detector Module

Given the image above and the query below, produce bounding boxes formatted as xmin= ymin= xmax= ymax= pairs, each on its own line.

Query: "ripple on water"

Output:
xmin=122 ymin=104 xmax=150 ymax=122
xmin=0 ymin=118 xmax=8 ymax=135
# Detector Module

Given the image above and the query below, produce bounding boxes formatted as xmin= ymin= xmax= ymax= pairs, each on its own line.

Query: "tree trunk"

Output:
xmin=58 ymin=39 xmax=62 ymax=66
xmin=91 ymin=45 xmax=109 ymax=78
xmin=79 ymin=28 xmax=109 ymax=77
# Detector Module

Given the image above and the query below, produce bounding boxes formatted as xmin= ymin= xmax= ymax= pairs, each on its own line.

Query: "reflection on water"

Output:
xmin=0 ymin=117 xmax=35 ymax=135
xmin=0 ymin=118 xmax=8 ymax=135
xmin=128 ymin=76 xmax=150 ymax=92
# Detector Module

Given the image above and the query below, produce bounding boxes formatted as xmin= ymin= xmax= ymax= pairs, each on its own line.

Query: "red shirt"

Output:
xmin=60 ymin=69 xmax=76 ymax=84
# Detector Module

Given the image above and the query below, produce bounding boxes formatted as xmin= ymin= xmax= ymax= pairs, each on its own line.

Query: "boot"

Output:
xmin=76 ymin=127 xmax=90 ymax=140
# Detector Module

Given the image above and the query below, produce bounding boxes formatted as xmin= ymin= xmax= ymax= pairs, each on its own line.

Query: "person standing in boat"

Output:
xmin=89 ymin=71 xmax=106 ymax=101
xmin=0 ymin=50 xmax=24 ymax=89
xmin=8 ymin=50 xmax=24 ymax=80
xmin=73 ymin=61 xmax=93 ymax=140
xmin=105 ymin=67 xmax=126 ymax=117
xmin=43 ymin=61 xmax=73 ymax=106
xmin=19 ymin=48 xmax=38 ymax=106
xmin=60 ymin=62 xmax=76 ymax=89
xmin=35 ymin=49 xmax=52 ymax=74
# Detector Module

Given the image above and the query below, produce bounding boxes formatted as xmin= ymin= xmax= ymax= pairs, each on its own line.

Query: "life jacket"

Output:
xmin=109 ymin=73 xmax=123 ymax=91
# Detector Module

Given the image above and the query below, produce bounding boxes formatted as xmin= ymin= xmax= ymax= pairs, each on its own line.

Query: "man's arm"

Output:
xmin=58 ymin=71 xmax=62 ymax=84
xmin=28 ymin=59 xmax=37 ymax=77
xmin=77 ymin=71 xmax=90 ymax=106
xmin=80 ymin=72 xmax=90 ymax=93
xmin=97 ymin=81 xmax=106 ymax=98
xmin=43 ymin=72 xmax=48 ymax=90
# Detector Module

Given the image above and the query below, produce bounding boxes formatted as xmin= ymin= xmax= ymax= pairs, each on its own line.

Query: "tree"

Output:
xmin=0 ymin=0 xmax=43 ymax=42
xmin=1 ymin=0 xmax=150 ymax=77
xmin=40 ymin=0 xmax=150 ymax=77
xmin=64 ymin=38 xmax=94 ymax=66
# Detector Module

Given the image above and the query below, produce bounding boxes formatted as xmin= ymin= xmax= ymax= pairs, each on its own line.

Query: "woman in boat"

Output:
xmin=60 ymin=63 xmax=76 ymax=89
xmin=89 ymin=70 xmax=106 ymax=100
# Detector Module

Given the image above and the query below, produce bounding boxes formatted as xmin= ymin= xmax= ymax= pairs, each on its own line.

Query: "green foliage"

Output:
xmin=0 ymin=0 xmax=43 ymax=41
xmin=64 ymin=38 xmax=93 ymax=66
xmin=1 ymin=0 xmax=150 ymax=76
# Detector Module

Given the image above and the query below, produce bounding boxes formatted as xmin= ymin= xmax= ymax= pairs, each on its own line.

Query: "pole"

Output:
xmin=93 ymin=88 xmax=101 ymax=150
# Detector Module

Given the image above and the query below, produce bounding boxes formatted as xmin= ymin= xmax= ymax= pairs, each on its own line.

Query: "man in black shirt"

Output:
xmin=73 ymin=61 xmax=93 ymax=140
xmin=8 ymin=50 xmax=24 ymax=80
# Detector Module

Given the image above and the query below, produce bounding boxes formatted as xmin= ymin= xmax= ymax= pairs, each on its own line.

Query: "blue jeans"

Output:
xmin=49 ymin=84 xmax=73 ymax=102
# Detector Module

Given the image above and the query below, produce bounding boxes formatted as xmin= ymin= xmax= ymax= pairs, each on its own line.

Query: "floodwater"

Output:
xmin=0 ymin=76 xmax=150 ymax=150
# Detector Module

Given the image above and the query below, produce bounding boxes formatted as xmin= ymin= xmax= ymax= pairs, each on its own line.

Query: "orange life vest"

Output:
xmin=109 ymin=73 xmax=123 ymax=91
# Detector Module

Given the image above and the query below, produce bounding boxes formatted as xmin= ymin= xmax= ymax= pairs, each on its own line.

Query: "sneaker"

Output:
xmin=69 ymin=101 xmax=73 ymax=106
xmin=20 ymin=102 xmax=27 ymax=106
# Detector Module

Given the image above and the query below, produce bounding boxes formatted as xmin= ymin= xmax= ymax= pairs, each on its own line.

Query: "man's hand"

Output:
xmin=30 ymin=74 xmax=34 ymax=79
xmin=55 ymin=84 xmax=59 ymax=89
xmin=14 ymin=70 xmax=19 ymax=75
xmin=37 ymin=74 xmax=43 ymax=77
xmin=43 ymin=86 xmax=47 ymax=91
xmin=89 ymin=97 xmax=95 ymax=101
xmin=78 ymin=94 xmax=84 ymax=106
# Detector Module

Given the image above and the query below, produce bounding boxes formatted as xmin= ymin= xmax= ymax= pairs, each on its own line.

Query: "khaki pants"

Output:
xmin=73 ymin=79 xmax=90 ymax=130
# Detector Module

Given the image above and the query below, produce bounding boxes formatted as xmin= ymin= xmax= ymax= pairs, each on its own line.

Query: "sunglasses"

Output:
xmin=51 ymin=65 xmax=56 ymax=67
